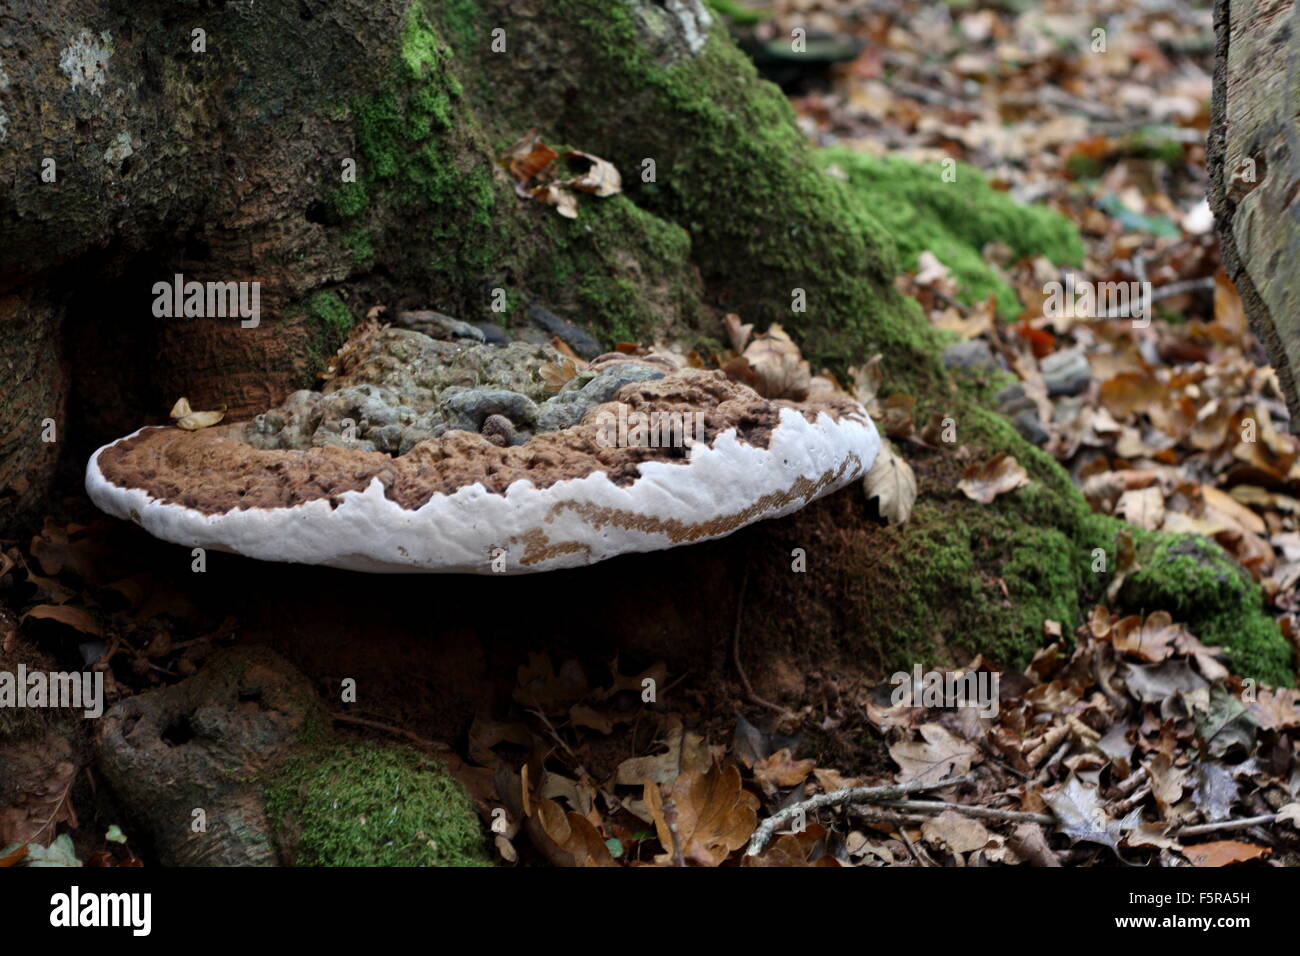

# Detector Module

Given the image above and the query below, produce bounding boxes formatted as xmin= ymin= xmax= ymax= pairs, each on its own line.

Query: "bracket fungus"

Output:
xmin=86 ymin=322 xmax=879 ymax=573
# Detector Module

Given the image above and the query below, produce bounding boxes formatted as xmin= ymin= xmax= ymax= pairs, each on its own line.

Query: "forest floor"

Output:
xmin=3 ymin=0 xmax=1299 ymax=869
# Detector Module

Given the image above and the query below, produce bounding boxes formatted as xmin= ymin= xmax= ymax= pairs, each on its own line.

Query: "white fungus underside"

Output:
xmin=85 ymin=407 xmax=880 ymax=574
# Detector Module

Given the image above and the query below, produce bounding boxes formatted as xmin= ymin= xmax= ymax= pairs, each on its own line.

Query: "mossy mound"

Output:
xmin=821 ymin=148 xmax=1084 ymax=317
xmin=1121 ymin=536 xmax=1293 ymax=686
xmin=266 ymin=739 xmax=492 ymax=867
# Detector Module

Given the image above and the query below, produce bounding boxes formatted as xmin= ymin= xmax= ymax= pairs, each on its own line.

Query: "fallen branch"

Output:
xmin=746 ymin=772 xmax=975 ymax=855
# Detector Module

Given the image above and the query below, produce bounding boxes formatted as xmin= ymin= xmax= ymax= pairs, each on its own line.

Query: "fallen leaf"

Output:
xmin=863 ymin=442 xmax=917 ymax=526
xmin=20 ymin=605 xmax=102 ymax=637
xmin=646 ymin=761 xmax=758 ymax=866
xmin=890 ymin=723 xmax=978 ymax=783
xmin=560 ymin=150 xmax=622 ymax=197
xmin=752 ymin=748 xmax=816 ymax=797
xmin=958 ymin=453 xmax=1030 ymax=504
xmin=1044 ymin=775 xmax=1141 ymax=852
xmin=743 ymin=324 xmax=811 ymax=400
xmin=921 ymin=809 xmax=990 ymax=854
xmin=1182 ymin=840 xmax=1269 ymax=867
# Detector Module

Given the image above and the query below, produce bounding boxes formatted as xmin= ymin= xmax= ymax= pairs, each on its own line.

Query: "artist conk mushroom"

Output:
xmin=86 ymin=322 xmax=880 ymax=573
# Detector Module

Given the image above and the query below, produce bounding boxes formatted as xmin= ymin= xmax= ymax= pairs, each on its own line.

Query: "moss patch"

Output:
xmin=538 ymin=194 xmax=701 ymax=344
xmin=266 ymin=739 xmax=492 ymax=867
xmin=822 ymin=148 xmax=1084 ymax=317
xmin=1120 ymin=536 xmax=1293 ymax=686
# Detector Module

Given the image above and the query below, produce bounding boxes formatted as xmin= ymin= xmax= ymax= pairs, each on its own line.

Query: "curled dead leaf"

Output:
xmin=863 ymin=442 xmax=917 ymax=526
xmin=958 ymin=452 xmax=1030 ymax=504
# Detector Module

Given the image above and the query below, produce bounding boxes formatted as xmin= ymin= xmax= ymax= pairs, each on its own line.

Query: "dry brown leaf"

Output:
xmin=1109 ymin=611 xmax=1179 ymax=663
xmin=20 ymin=604 xmax=102 ymax=636
xmin=530 ymin=182 xmax=578 ymax=219
xmin=1116 ymin=486 xmax=1165 ymax=531
xmin=742 ymin=324 xmax=811 ymax=400
xmin=538 ymin=356 xmax=578 ymax=393
xmin=723 ymin=313 xmax=753 ymax=354
xmin=890 ymin=723 xmax=979 ymax=784
xmin=1182 ymin=840 xmax=1270 ymax=867
xmin=863 ymin=442 xmax=917 ymax=526
xmin=958 ymin=452 xmax=1030 ymax=504
xmin=646 ymin=760 xmax=758 ymax=866
xmin=532 ymin=797 xmax=616 ymax=867
xmin=847 ymin=354 xmax=884 ymax=407
xmin=752 ymin=748 xmax=816 ymax=797
xmin=921 ymin=809 xmax=990 ymax=854
xmin=615 ymin=718 xmax=711 ymax=787
xmin=560 ymin=150 xmax=622 ymax=197
xmin=170 ymin=396 xmax=225 ymax=431
xmin=501 ymin=132 xmax=558 ymax=185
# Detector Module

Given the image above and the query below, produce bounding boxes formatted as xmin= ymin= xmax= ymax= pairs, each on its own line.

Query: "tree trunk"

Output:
xmin=1208 ymin=0 xmax=1300 ymax=425
xmin=0 ymin=0 xmax=1289 ymax=684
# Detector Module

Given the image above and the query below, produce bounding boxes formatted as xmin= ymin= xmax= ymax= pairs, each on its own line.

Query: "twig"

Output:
xmin=746 ymin=771 xmax=975 ymax=855
xmin=1173 ymin=813 xmax=1285 ymax=837
xmin=331 ymin=713 xmax=450 ymax=753
xmin=731 ymin=564 xmax=787 ymax=716
xmin=875 ymin=799 xmax=1055 ymax=826
xmin=896 ymin=824 xmax=931 ymax=867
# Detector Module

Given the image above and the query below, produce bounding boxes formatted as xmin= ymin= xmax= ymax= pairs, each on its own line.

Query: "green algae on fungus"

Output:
xmin=821 ymin=148 xmax=1084 ymax=318
xmin=1120 ymin=535 xmax=1294 ymax=686
xmin=265 ymin=740 xmax=492 ymax=867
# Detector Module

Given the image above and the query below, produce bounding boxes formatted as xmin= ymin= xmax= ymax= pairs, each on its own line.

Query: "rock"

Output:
xmin=440 ymin=387 xmax=540 ymax=431
xmin=526 ymin=304 xmax=603 ymax=360
xmin=1040 ymin=347 xmax=1091 ymax=397
xmin=396 ymin=310 xmax=486 ymax=343
xmin=994 ymin=382 xmax=1034 ymax=415
xmin=470 ymin=321 xmax=511 ymax=346
xmin=536 ymin=363 xmax=666 ymax=431
xmin=1012 ymin=409 xmax=1050 ymax=446
xmin=942 ymin=340 xmax=1002 ymax=374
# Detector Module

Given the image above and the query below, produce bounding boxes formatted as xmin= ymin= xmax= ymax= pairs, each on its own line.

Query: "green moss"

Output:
xmin=869 ymin=498 xmax=1098 ymax=671
xmin=821 ymin=148 xmax=1084 ymax=317
xmin=704 ymin=0 xmax=768 ymax=26
xmin=333 ymin=2 xmax=507 ymax=295
xmin=342 ymin=227 xmax=375 ymax=268
xmin=266 ymin=740 xmax=493 ymax=867
xmin=1120 ymin=536 xmax=1293 ymax=686
xmin=537 ymin=194 xmax=700 ymax=344
xmin=446 ymin=1 xmax=937 ymax=390
xmin=307 ymin=290 xmax=354 ymax=338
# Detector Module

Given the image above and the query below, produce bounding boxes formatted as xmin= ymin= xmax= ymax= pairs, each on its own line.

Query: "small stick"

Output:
xmin=731 ymin=564 xmax=787 ymax=716
xmin=875 ymin=799 xmax=1055 ymax=826
xmin=746 ymin=772 xmax=975 ymax=855
xmin=1173 ymin=813 xmax=1285 ymax=837
xmin=332 ymin=713 xmax=449 ymax=753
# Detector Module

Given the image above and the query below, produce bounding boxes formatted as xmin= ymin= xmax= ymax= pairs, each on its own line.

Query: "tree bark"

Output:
xmin=1208 ymin=0 xmax=1300 ymax=426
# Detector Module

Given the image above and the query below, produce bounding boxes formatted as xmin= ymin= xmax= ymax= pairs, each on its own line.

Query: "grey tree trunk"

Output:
xmin=1209 ymin=0 xmax=1300 ymax=425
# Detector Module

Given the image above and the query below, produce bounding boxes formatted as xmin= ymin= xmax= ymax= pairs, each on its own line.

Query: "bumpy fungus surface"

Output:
xmin=87 ymin=326 xmax=879 ymax=573
xmin=266 ymin=741 xmax=492 ymax=867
